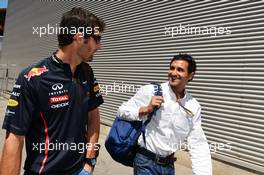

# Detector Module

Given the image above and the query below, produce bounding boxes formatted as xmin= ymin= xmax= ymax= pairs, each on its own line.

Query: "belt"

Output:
xmin=138 ymin=147 xmax=176 ymax=166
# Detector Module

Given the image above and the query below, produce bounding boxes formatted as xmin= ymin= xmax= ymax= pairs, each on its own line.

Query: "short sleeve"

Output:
xmin=2 ymin=71 xmax=36 ymax=135
xmin=87 ymin=69 xmax=104 ymax=111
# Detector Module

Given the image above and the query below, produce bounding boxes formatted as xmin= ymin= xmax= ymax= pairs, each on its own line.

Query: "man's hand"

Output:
xmin=148 ymin=96 xmax=164 ymax=109
xmin=83 ymin=163 xmax=93 ymax=174
xmin=139 ymin=96 xmax=164 ymax=117
xmin=79 ymin=165 xmax=93 ymax=175
xmin=0 ymin=132 xmax=24 ymax=175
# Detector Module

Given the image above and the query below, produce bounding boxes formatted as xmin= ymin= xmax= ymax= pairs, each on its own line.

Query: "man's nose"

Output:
xmin=170 ymin=69 xmax=178 ymax=76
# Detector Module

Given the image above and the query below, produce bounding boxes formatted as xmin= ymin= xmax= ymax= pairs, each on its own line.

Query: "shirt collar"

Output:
xmin=50 ymin=51 xmax=83 ymax=71
xmin=51 ymin=55 xmax=63 ymax=64
xmin=49 ymin=51 xmax=84 ymax=78
xmin=50 ymin=51 xmax=65 ymax=65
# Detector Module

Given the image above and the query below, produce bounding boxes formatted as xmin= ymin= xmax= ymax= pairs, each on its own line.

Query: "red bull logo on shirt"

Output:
xmin=24 ymin=66 xmax=48 ymax=81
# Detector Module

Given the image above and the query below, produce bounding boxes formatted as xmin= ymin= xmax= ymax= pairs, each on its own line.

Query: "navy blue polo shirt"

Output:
xmin=2 ymin=54 xmax=104 ymax=175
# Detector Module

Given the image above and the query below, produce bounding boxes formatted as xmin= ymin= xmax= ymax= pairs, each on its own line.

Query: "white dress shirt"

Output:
xmin=117 ymin=82 xmax=212 ymax=175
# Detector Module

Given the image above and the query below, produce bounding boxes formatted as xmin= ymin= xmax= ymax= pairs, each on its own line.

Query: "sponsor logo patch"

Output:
xmin=7 ymin=99 xmax=19 ymax=107
xmin=24 ymin=66 xmax=48 ymax=81
xmin=52 ymin=83 xmax=63 ymax=91
xmin=51 ymin=101 xmax=69 ymax=109
xmin=5 ymin=109 xmax=15 ymax=116
xmin=48 ymin=89 xmax=68 ymax=96
xmin=49 ymin=95 xmax=69 ymax=103
xmin=13 ymin=84 xmax=21 ymax=89
xmin=11 ymin=91 xmax=20 ymax=97
xmin=49 ymin=83 xmax=68 ymax=96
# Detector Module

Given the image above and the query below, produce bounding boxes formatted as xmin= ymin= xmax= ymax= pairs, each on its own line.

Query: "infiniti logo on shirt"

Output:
xmin=52 ymin=83 xmax=63 ymax=91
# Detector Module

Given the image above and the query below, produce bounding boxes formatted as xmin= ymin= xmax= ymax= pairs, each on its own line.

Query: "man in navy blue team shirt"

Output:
xmin=0 ymin=7 xmax=105 ymax=175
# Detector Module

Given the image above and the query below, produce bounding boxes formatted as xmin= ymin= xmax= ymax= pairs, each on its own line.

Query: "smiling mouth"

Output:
xmin=170 ymin=77 xmax=181 ymax=81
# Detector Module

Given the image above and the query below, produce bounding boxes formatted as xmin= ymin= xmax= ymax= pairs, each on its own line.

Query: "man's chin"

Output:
xmin=169 ymin=81 xmax=179 ymax=88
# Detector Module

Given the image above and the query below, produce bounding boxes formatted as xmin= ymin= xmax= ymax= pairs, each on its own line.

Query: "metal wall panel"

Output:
xmin=0 ymin=0 xmax=263 ymax=173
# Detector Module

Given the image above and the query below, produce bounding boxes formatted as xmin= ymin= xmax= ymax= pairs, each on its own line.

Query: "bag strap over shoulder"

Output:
xmin=144 ymin=82 xmax=162 ymax=124
xmin=141 ymin=82 xmax=163 ymax=146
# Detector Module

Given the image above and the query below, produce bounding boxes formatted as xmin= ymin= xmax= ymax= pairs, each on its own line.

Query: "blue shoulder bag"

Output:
xmin=105 ymin=83 xmax=162 ymax=167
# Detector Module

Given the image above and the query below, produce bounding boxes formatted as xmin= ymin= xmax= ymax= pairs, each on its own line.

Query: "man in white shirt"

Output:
xmin=117 ymin=54 xmax=212 ymax=175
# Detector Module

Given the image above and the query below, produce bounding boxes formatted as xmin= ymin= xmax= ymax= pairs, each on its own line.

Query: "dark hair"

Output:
xmin=170 ymin=54 xmax=196 ymax=82
xmin=58 ymin=7 xmax=105 ymax=48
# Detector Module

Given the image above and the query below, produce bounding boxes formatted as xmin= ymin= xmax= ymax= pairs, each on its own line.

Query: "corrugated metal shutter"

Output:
xmin=1 ymin=0 xmax=263 ymax=173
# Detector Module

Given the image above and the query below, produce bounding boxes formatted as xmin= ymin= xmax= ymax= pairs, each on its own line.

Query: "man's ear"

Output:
xmin=188 ymin=72 xmax=195 ymax=81
xmin=73 ymin=32 xmax=84 ymax=42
